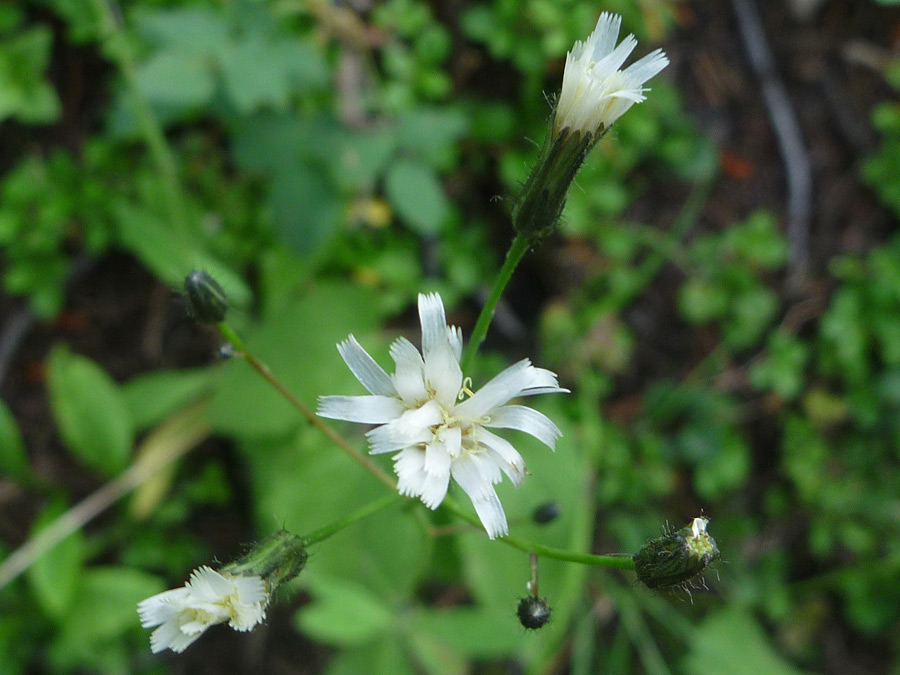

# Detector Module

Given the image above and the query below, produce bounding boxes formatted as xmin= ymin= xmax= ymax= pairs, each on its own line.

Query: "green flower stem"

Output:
xmin=461 ymin=233 xmax=531 ymax=372
xmin=302 ymin=493 xmax=402 ymax=546
xmin=216 ymin=323 xmax=398 ymax=490
xmin=439 ymin=496 xmax=635 ymax=571
xmin=90 ymin=0 xmax=188 ymax=237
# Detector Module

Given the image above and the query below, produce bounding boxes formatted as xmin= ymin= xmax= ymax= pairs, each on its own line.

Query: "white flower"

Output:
xmin=318 ymin=293 xmax=569 ymax=539
xmin=137 ymin=566 xmax=267 ymax=654
xmin=554 ymin=12 xmax=669 ymax=137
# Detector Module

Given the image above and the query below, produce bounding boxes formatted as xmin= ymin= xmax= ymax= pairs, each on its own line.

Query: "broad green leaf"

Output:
xmin=136 ymin=7 xmax=229 ymax=55
xmin=0 ymin=399 xmax=29 ymax=481
xmin=269 ymin=165 xmax=341 ymax=255
xmin=135 ymin=50 xmax=215 ymax=108
xmin=682 ymin=608 xmax=805 ymax=675
xmin=61 ymin=566 xmax=165 ymax=641
xmin=385 ymin=159 xmax=449 ymax=235
xmin=27 ymin=499 xmax=86 ymax=619
xmin=121 ymin=368 xmax=211 ymax=432
xmin=221 ymin=37 xmax=293 ymax=114
xmin=411 ymin=607 xmax=524 ymax=657
xmin=325 ymin=638 xmax=416 ymax=675
xmin=240 ymin=430 xmax=430 ymax=597
xmin=113 ymin=198 xmax=251 ymax=307
xmin=296 ymin=576 xmax=393 ymax=647
xmin=0 ymin=27 xmax=60 ymax=123
xmin=47 ymin=346 xmax=133 ymax=476
xmin=208 ymin=282 xmax=382 ymax=437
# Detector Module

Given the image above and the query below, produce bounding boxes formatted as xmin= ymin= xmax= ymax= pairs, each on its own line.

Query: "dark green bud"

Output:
xmin=221 ymin=530 xmax=308 ymax=592
xmin=532 ymin=501 xmax=561 ymax=525
xmin=512 ymin=125 xmax=599 ymax=242
xmin=184 ymin=270 xmax=228 ymax=323
xmin=517 ymin=595 xmax=551 ymax=630
xmin=633 ymin=517 xmax=720 ymax=590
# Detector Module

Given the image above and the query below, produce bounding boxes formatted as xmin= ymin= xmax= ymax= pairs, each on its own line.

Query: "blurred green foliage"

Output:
xmin=0 ymin=0 xmax=899 ymax=674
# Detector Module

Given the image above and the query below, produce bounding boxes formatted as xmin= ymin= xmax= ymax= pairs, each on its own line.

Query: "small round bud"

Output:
xmin=217 ymin=343 xmax=236 ymax=360
xmin=184 ymin=270 xmax=228 ymax=323
xmin=517 ymin=595 xmax=551 ymax=630
xmin=633 ymin=516 xmax=720 ymax=590
xmin=532 ymin=501 xmax=561 ymax=525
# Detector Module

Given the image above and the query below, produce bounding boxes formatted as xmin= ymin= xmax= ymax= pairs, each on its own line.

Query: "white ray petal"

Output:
xmin=477 ymin=428 xmax=526 ymax=486
xmin=317 ymin=395 xmax=406 ymax=423
xmin=484 ymin=405 xmax=563 ymax=449
xmin=390 ymin=337 xmax=427 ymax=404
xmin=337 ymin=336 xmax=397 ymax=396
xmin=451 ymin=454 xmax=508 ymax=539
xmin=418 ymin=293 xmax=448 ymax=355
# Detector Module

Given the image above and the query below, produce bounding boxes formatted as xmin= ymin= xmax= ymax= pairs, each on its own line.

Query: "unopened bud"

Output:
xmin=532 ymin=501 xmax=561 ymax=525
xmin=512 ymin=127 xmax=596 ymax=242
xmin=517 ymin=595 xmax=551 ymax=630
xmin=221 ymin=529 xmax=308 ymax=593
xmin=633 ymin=516 xmax=720 ymax=589
xmin=184 ymin=270 xmax=228 ymax=323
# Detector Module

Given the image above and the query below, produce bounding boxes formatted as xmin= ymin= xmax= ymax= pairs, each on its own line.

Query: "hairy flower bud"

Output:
xmin=221 ymin=529 xmax=309 ymax=591
xmin=633 ymin=517 xmax=720 ymax=589
xmin=184 ymin=269 xmax=228 ymax=323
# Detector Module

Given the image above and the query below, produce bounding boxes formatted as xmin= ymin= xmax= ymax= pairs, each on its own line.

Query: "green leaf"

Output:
xmin=113 ymin=198 xmax=251 ymax=307
xmin=27 ymin=499 xmax=86 ymax=619
xmin=411 ymin=607 xmax=524 ymax=658
xmin=682 ymin=608 xmax=805 ymax=675
xmin=221 ymin=37 xmax=293 ymax=114
xmin=269 ymin=165 xmax=341 ymax=256
xmin=121 ymin=368 xmax=211 ymax=432
xmin=296 ymin=576 xmax=393 ymax=647
xmin=135 ymin=49 xmax=215 ymax=108
xmin=47 ymin=346 xmax=133 ymax=476
xmin=136 ymin=7 xmax=229 ymax=56
xmin=0 ymin=399 xmax=29 ymax=482
xmin=325 ymin=638 xmax=416 ymax=675
xmin=208 ymin=282 xmax=383 ymax=437
xmin=61 ymin=566 xmax=165 ymax=641
xmin=0 ymin=28 xmax=61 ymax=123
xmin=385 ymin=159 xmax=449 ymax=235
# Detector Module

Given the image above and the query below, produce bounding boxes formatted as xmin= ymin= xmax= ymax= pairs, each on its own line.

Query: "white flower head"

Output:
xmin=137 ymin=566 xmax=267 ymax=654
xmin=318 ymin=293 xmax=569 ymax=539
xmin=554 ymin=12 xmax=669 ymax=137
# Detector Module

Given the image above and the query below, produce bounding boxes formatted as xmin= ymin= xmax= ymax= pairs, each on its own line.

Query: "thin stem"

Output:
xmin=439 ymin=496 xmax=635 ymax=571
xmin=302 ymin=493 xmax=402 ymax=546
xmin=90 ymin=0 xmax=188 ymax=237
xmin=462 ymin=234 xmax=531 ymax=372
xmin=217 ymin=323 xmax=397 ymax=490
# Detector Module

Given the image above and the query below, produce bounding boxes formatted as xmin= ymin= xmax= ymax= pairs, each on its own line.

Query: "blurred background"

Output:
xmin=1 ymin=0 xmax=900 ymax=673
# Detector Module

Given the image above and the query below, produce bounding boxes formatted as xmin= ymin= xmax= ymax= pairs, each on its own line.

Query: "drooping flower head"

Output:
xmin=553 ymin=12 xmax=669 ymax=138
xmin=138 ymin=566 xmax=267 ymax=653
xmin=318 ymin=293 xmax=568 ymax=539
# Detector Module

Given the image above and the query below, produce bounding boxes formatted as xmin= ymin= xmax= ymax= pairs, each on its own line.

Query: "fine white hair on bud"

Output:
xmin=553 ymin=12 xmax=669 ymax=138
xmin=137 ymin=566 xmax=268 ymax=654
xmin=318 ymin=292 xmax=569 ymax=539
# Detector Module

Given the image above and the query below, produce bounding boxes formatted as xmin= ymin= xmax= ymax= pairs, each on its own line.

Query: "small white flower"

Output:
xmin=318 ymin=293 xmax=569 ymax=539
xmin=554 ymin=12 xmax=669 ymax=137
xmin=137 ymin=566 xmax=267 ymax=654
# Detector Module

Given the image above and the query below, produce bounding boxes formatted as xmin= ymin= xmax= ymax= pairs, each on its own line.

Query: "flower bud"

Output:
xmin=532 ymin=501 xmax=562 ymax=525
xmin=221 ymin=529 xmax=308 ymax=592
xmin=632 ymin=516 xmax=720 ymax=589
xmin=517 ymin=595 xmax=552 ymax=630
xmin=184 ymin=269 xmax=228 ymax=323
